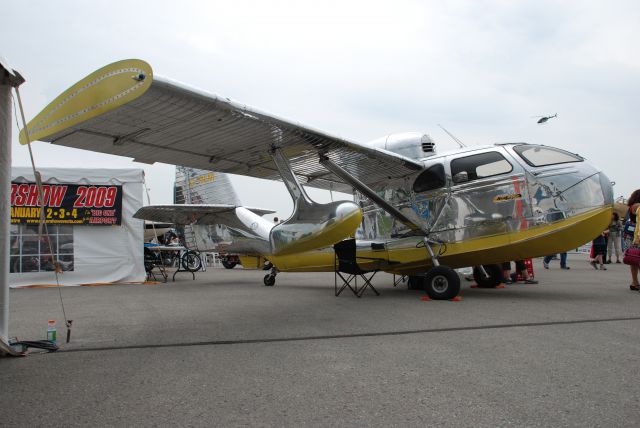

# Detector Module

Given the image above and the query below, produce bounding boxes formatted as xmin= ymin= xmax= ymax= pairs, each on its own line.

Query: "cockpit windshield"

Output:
xmin=513 ymin=145 xmax=583 ymax=167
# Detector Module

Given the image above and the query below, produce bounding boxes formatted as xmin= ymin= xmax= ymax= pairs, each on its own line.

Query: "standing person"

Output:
xmin=606 ymin=212 xmax=622 ymax=263
xmin=501 ymin=262 xmax=513 ymax=284
xmin=501 ymin=261 xmax=513 ymax=284
xmin=517 ymin=260 xmax=537 ymax=284
xmin=543 ymin=252 xmax=569 ymax=269
xmin=590 ymin=232 xmax=607 ymax=270
xmin=505 ymin=260 xmax=537 ymax=284
xmin=602 ymin=229 xmax=609 ymax=265
xmin=625 ymin=190 xmax=640 ymax=290
xmin=623 ymin=192 xmax=640 ymax=252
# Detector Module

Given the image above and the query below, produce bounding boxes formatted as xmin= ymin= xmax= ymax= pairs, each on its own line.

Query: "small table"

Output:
xmin=144 ymin=244 xmax=196 ymax=282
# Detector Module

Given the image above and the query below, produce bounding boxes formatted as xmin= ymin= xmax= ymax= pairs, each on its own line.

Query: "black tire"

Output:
xmin=143 ymin=249 xmax=159 ymax=273
xmin=424 ymin=266 xmax=461 ymax=300
xmin=407 ymin=275 xmax=424 ymax=290
xmin=161 ymin=252 xmax=176 ymax=267
xmin=472 ymin=264 xmax=503 ymax=288
xmin=222 ymin=260 xmax=237 ymax=269
xmin=181 ymin=251 xmax=202 ymax=272
xmin=263 ymin=274 xmax=276 ymax=286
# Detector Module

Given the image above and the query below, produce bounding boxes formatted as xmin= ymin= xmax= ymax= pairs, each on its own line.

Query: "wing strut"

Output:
xmin=269 ymin=145 xmax=314 ymax=205
xmin=320 ymin=155 xmax=424 ymax=234
xmin=264 ymin=147 xmax=362 ymax=256
xmin=319 ymin=155 xmax=443 ymax=266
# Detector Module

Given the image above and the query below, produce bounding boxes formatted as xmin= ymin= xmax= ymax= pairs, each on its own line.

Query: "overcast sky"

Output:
xmin=3 ymin=0 xmax=639 ymax=219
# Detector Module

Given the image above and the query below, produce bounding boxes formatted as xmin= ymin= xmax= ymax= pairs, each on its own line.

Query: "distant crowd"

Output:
xmin=498 ymin=189 xmax=640 ymax=289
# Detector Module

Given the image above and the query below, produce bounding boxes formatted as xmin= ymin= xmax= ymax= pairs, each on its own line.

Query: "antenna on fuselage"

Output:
xmin=437 ymin=124 xmax=467 ymax=148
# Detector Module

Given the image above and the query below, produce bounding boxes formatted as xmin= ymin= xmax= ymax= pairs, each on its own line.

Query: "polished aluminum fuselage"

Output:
xmin=357 ymin=144 xmax=612 ymax=246
xmin=175 ymin=143 xmax=612 ymax=269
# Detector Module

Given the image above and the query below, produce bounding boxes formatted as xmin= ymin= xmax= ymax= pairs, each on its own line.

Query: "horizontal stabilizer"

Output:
xmin=135 ymin=204 xmax=235 ymax=225
xmin=134 ymin=204 xmax=274 ymax=246
xmin=135 ymin=204 xmax=274 ymax=224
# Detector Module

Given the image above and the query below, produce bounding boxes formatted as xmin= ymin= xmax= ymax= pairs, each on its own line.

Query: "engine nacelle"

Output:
xmin=366 ymin=132 xmax=436 ymax=160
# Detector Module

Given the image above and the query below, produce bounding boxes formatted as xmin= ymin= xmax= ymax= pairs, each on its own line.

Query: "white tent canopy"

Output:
xmin=9 ymin=167 xmax=145 ymax=287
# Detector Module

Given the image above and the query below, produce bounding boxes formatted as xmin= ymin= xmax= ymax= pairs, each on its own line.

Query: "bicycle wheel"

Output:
xmin=181 ymin=250 xmax=202 ymax=272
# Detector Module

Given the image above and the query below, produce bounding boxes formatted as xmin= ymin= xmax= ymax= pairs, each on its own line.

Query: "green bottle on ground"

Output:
xmin=47 ymin=320 xmax=57 ymax=343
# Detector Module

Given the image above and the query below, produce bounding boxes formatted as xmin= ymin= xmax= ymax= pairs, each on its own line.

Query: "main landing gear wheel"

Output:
xmin=222 ymin=260 xmax=237 ymax=269
xmin=472 ymin=264 xmax=503 ymax=288
xmin=263 ymin=274 xmax=276 ymax=286
xmin=424 ymin=266 xmax=460 ymax=300
xmin=407 ymin=275 xmax=424 ymax=290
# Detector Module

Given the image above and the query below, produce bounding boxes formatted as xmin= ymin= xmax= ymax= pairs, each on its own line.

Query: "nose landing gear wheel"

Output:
xmin=424 ymin=266 xmax=460 ymax=300
xmin=263 ymin=274 xmax=276 ymax=286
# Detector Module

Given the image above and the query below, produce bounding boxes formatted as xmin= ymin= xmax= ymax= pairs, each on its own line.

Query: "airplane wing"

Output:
xmin=20 ymin=59 xmax=423 ymax=193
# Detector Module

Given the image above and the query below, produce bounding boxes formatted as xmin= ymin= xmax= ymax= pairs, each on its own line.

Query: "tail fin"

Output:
xmin=174 ymin=167 xmax=240 ymax=206
xmin=174 ymin=167 xmax=242 ymax=251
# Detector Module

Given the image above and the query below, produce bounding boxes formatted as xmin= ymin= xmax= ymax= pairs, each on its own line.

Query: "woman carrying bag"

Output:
xmin=624 ymin=190 xmax=640 ymax=290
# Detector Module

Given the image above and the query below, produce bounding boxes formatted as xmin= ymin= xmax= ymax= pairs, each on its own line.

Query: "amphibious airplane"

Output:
xmin=19 ymin=59 xmax=613 ymax=299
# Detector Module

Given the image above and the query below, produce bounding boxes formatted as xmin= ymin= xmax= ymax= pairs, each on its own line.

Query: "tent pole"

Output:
xmin=0 ymin=58 xmax=24 ymax=348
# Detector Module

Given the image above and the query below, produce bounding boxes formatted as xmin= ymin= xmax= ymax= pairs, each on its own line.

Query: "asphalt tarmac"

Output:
xmin=2 ymin=255 xmax=640 ymax=427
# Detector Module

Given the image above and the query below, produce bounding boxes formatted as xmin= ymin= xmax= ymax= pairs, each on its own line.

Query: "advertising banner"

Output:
xmin=10 ymin=182 xmax=123 ymax=225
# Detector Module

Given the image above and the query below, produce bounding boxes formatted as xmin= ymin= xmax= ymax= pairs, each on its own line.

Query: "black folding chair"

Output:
xmin=334 ymin=239 xmax=380 ymax=297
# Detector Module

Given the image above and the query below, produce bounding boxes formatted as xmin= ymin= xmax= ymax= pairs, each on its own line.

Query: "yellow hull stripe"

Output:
xmin=269 ymin=206 xmax=612 ymax=274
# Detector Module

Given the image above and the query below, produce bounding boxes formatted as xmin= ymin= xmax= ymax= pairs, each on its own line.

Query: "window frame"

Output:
xmin=412 ymin=163 xmax=446 ymax=193
xmin=513 ymin=144 xmax=584 ymax=168
xmin=10 ymin=224 xmax=74 ymax=273
xmin=450 ymin=151 xmax=514 ymax=184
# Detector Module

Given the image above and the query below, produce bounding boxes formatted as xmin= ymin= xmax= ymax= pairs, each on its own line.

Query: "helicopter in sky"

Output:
xmin=533 ymin=113 xmax=558 ymax=124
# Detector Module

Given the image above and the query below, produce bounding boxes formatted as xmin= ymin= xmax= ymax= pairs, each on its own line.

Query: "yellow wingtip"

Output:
xmin=19 ymin=59 xmax=153 ymax=145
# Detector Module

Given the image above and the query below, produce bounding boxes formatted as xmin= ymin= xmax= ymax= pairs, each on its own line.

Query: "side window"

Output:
xmin=412 ymin=163 xmax=445 ymax=193
xmin=513 ymin=144 xmax=583 ymax=167
xmin=451 ymin=152 xmax=512 ymax=184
